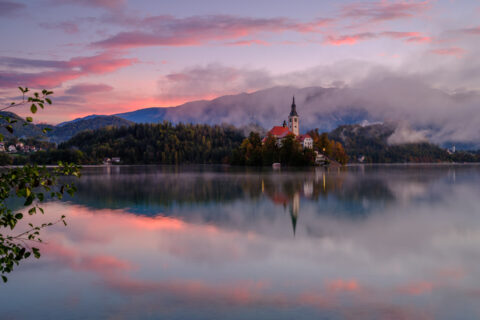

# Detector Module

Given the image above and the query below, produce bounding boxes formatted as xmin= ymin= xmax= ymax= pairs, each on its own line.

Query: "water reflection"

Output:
xmin=2 ymin=164 xmax=480 ymax=319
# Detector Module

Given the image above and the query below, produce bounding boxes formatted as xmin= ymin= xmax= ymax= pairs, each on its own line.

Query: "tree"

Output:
xmin=262 ymin=133 xmax=279 ymax=165
xmin=0 ymin=87 xmax=80 ymax=283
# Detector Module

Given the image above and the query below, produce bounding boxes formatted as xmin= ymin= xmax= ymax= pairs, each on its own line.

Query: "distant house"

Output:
xmin=112 ymin=157 xmax=121 ymax=163
xmin=297 ymin=134 xmax=313 ymax=149
xmin=15 ymin=142 xmax=24 ymax=151
xmin=8 ymin=145 xmax=17 ymax=153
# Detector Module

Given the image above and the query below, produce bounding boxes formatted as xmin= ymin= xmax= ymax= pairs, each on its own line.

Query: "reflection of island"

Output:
xmin=261 ymin=169 xmax=345 ymax=235
xmin=62 ymin=165 xmax=465 ymax=229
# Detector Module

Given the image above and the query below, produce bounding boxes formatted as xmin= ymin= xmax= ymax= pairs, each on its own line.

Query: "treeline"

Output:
xmin=57 ymin=122 xmax=244 ymax=164
xmin=231 ymin=132 xmax=316 ymax=166
xmin=327 ymin=123 xmax=480 ymax=163
xmin=307 ymin=130 xmax=349 ymax=165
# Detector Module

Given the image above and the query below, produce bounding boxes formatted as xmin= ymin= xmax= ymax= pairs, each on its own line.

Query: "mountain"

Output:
xmin=48 ymin=115 xmax=133 ymax=143
xmin=113 ymin=86 xmax=375 ymax=133
xmin=107 ymin=84 xmax=480 ymax=150
xmin=6 ymin=84 xmax=480 ymax=149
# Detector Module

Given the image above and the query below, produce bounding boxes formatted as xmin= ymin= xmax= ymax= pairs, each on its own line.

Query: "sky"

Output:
xmin=0 ymin=0 xmax=479 ymax=124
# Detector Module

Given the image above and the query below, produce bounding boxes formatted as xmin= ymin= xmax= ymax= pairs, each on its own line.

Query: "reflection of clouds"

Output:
xmin=3 ymin=166 xmax=480 ymax=318
xmin=387 ymin=180 xmax=428 ymax=202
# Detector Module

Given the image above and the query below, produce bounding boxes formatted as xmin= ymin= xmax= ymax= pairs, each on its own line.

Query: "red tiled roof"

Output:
xmin=297 ymin=134 xmax=312 ymax=142
xmin=268 ymin=126 xmax=292 ymax=138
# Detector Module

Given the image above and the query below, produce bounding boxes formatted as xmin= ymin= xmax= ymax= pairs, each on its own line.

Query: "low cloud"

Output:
xmin=387 ymin=123 xmax=428 ymax=145
xmin=158 ymin=64 xmax=274 ymax=102
xmin=153 ymin=57 xmax=480 ymax=147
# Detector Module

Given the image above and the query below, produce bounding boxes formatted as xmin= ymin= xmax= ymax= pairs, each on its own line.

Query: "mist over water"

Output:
xmin=2 ymin=165 xmax=480 ymax=319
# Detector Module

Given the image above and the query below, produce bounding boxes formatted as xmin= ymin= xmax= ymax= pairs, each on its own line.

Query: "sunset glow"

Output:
xmin=1 ymin=0 xmax=478 ymax=123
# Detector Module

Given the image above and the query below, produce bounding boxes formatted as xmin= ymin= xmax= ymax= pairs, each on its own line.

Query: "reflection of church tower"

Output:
xmin=289 ymin=192 xmax=300 ymax=235
xmin=288 ymin=96 xmax=299 ymax=136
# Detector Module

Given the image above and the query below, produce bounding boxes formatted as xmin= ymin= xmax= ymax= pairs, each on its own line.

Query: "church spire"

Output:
xmin=289 ymin=96 xmax=298 ymax=117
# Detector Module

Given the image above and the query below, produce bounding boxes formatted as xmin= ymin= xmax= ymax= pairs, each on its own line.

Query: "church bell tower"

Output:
xmin=288 ymin=96 xmax=299 ymax=136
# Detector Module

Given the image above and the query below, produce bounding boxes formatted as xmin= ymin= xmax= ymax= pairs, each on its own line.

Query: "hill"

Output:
xmin=59 ymin=123 xmax=244 ymax=164
xmin=48 ymin=115 xmax=133 ymax=143
xmin=328 ymin=123 xmax=451 ymax=163
xmin=0 ymin=111 xmax=47 ymax=140
xmin=1 ymin=112 xmax=134 ymax=143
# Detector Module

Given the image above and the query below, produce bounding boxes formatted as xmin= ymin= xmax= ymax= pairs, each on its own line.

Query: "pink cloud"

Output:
xmin=92 ymin=15 xmax=330 ymax=49
xmin=456 ymin=26 xmax=480 ymax=35
xmin=0 ymin=0 xmax=25 ymax=16
xmin=341 ymin=0 xmax=431 ymax=23
xmin=65 ymin=83 xmax=114 ymax=95
xmin=397 ymin=281 xmax=433 ymax=295
xmin=429 ymin=47 xmax=465 ymax=57
xmin=326 ymin=31 xmax=428 ymax=45
xmin=225 ymin=39 xmax=270 ymax=46
xmin=41 ymin=241 xmax=134 ymax=274
xmin=51 ymin=0 xmax=125 ymax=10
xmin=325 ymin=279 xmax=361 ymax=292
xmin=405 ymin=36 xmax=432 ymax=43
xmin=38 ymin=21 xmax=79 ymax=34
xmin=0 ymin=52 xmax=137 ymax=88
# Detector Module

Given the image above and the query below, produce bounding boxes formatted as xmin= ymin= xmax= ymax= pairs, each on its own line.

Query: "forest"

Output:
xmin=58 ymin=122 xmax=245 ymax=164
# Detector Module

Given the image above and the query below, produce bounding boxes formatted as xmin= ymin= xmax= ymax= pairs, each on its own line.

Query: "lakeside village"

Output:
xmin=0 ymin=141 xmax=41 ymax=153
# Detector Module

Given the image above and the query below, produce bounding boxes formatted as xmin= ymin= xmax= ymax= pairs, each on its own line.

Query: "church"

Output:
xmin=263 ymin=97 xmax=313 ymax=149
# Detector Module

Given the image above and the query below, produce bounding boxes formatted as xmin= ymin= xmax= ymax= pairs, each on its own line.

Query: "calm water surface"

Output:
xmin=2 ymin=165 xmax=480 ymax=319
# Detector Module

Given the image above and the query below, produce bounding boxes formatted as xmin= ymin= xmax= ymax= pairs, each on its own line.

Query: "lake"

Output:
xmin=2 ymin=164 xmax=480 ymax=319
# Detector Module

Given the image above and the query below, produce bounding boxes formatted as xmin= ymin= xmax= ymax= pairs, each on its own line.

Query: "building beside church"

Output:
xmin=263 ymin=97 xmax=313 ymax=149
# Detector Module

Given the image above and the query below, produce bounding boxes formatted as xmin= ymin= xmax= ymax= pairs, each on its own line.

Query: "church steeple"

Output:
xmin=290 ymin=96 xmax=298 ymax=117
xmin=288 ymin=96 xmax=299 ymax=135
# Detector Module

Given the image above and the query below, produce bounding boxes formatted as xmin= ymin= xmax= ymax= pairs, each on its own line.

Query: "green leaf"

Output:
xmin=30 ymin=104 xmax=37 ymax=114
xmin=1 ymin=276 xmax=7 ymax=283
xmin=14 ymin=213 xmax=23 ymax=219
xmin=45 ymin=98 xmax=52 ymax=105
xmin=26 ymin=117 xmax=33 ymax=122
xmin=32 ymin=248 xmax=41 ymax=259
xmin=24 ymin=195 xmax=34 ymax=206
xmin=6 ymin=125 xmax=13 ymax=134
